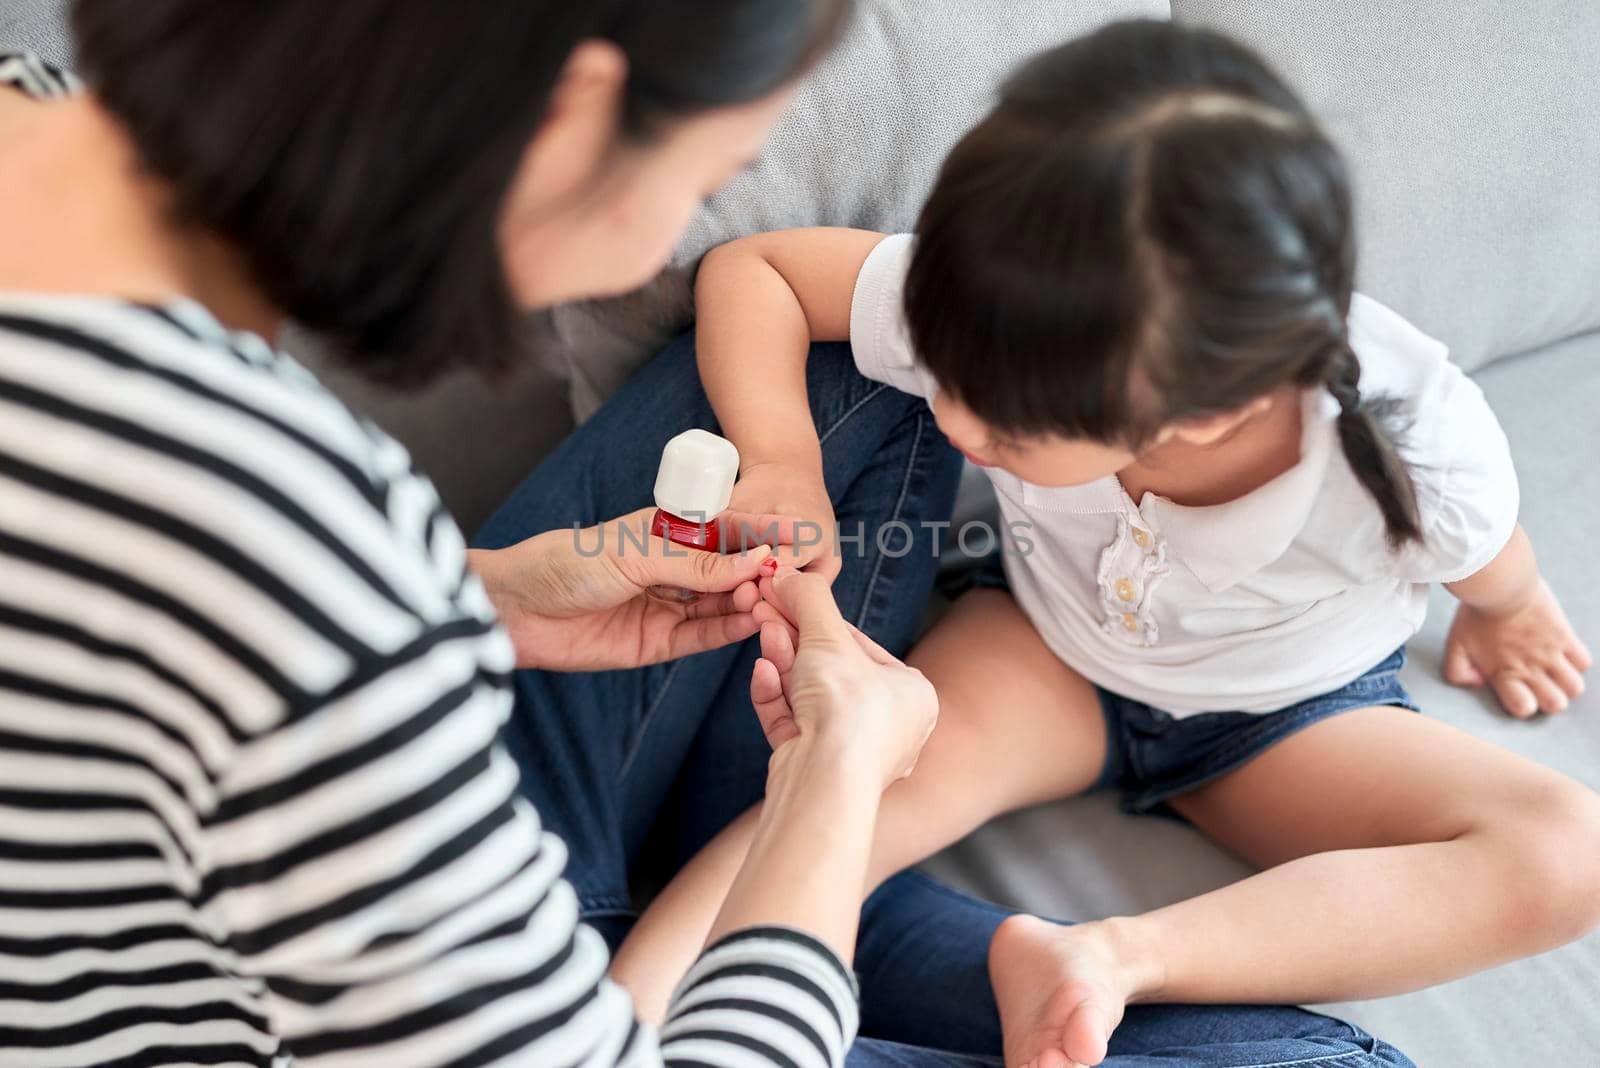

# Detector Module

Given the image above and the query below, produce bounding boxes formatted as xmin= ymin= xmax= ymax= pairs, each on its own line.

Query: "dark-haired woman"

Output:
xmin=614 ymin=19 xmax=1599 ymax=1068
xmin=1 ymin=5 xmax=1416 ymax=1068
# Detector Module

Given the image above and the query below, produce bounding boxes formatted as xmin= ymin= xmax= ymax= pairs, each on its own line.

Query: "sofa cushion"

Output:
xmin=1169 ymin=0 xmax=1600 ymax=372
xmin=0 ymin=0 xmax=71 ymax=68
xmin=550 ymin=0 xmax=1172 ymax=419
xmin=923 ymin=327 xmax=1600 ymax=1068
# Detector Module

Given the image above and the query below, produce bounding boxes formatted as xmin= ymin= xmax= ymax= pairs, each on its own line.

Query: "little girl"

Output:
xmin=612 ymin=20 xmax=1600 ymax=1067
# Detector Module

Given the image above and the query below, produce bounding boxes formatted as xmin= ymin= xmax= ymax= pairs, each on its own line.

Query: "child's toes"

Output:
xmin=1063 ymin=999 xmax=1112 ymax=1066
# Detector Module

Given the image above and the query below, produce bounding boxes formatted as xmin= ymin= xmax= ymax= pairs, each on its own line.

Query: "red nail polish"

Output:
xmin=760 ymin=557 xmax=780 ymax=576
xmin=647 ymin=430 xmax=740 ymax=605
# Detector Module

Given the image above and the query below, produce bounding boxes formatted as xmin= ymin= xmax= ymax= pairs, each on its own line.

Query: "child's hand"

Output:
xmin=1444 ymin=579 xmax=1591 ymax=717
xmin=722 ymin=461 xmax=841 ymax=581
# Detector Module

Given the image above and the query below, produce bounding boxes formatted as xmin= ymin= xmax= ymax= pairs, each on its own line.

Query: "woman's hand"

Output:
xmin=470 ymin=508 xmax=776 ymax=671
xmin=747 ymin=567 xmax=937 ymax=790
xmin=701 ymin=566 xmax=936 ymax=967
xmin=1445 ymin=579 xmax=1591 ymax=717
xmin=723 ymin=461 xmax=841 ymax=582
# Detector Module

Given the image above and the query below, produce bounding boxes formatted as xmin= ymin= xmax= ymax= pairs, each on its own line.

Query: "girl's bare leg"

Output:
xmin=991 ymin=706 xmax=1600 ymax=1068
xmin=611 ymin=589 xmax=1108 ymax=1022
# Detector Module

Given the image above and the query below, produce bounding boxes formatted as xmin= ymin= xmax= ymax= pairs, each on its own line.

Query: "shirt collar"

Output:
xmin=1143 ymin=388 xmax=1340 ymax=593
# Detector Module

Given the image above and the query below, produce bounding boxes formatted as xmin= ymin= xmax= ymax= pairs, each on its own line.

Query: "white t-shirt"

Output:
xmin=851 ymin=234 xmax=1519 ymax=716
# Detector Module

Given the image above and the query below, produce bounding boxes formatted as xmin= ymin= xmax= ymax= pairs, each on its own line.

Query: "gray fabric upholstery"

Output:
xmin=1169 ymin=0 xmax=1600 ymax=372
xmin=549 ymin=0 xmax=1172 ymax=419
xmin=554 ymin=0 xmax=1600 ymax=412
xmin=923 ymin=328 xmax=1600 ymax=1068
xmin=0 ymin=0 xmax=70 ymax=67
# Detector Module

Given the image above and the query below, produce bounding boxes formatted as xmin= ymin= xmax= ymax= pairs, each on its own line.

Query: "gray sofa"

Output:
xmin=10 ymin=2 xmax=1597 ymax=1064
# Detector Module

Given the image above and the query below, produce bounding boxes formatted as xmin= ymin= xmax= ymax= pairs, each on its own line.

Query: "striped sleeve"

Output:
xmin=662 ymin=928 xmax=861 ymax=1068
xmin=0 ymin=293 xmax=860 ymax=1064
xmin=0 ymin=52 xmax=80 ymax=99
xmin=191 ymin=631 xmax=859 ymax=1068
xmin=201 ymin=617 xmax=859 ymax=1068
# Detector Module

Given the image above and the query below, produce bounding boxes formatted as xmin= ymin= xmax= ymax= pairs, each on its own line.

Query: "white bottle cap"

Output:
xmin=653 ymin=429 xmax=740 ymax=520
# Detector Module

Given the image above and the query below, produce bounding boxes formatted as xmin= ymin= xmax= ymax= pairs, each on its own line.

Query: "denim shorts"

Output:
xmin=955 ymin=550 xmax=1421 ymax=815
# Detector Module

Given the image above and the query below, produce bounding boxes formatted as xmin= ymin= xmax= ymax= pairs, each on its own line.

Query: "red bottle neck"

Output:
xmin=651 ymin=509 xmax=719 ymax=551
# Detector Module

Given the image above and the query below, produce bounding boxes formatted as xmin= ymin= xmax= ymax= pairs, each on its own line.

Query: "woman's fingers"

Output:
xmin=731 ymin=579 xmax=762 ymax=614
xmin=755 ymin=570 xmax=903 ymax=666
xmin=667 ymin=609 xmax=762 ymax=660
xmin=583 ymin=507 xmax=780 ymax=600
xmin=756 ymin=569 xmax=845 ymax=641
xmin=756 ymin=568 xmax=843 ymax=631
xmin=751 ymin=656 xmax=799 ymax=748
xmin=750 ymin=654 xmax=785 ymax=709
xmin=758 ymin=620 xmax=799 ymax=723
xmin=759 ymin=618 xmax=798 ymax=676
xmin=683 ymin=583 xmax=760 ymax=619
xmin=665 ymin=585 xmax=764 ymax=658
xmin=757 ymin=575 xmax=785 ymax=617
xmin=651 ymin=541 xmax=774 ymax=593
xmin=752 ymin=599 xmax=800 ymax=644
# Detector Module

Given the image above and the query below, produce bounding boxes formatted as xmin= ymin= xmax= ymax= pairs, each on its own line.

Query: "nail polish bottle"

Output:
xmin=648 ymin=429 xmax=741 ymax=604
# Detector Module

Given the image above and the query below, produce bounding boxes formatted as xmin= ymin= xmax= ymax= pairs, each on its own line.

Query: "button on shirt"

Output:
xmin=850 ymin=234 xmax=1519 ymax=716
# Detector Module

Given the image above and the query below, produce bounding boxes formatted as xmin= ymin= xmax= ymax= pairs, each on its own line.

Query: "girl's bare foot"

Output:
xmin=988 ymin=914 xmax=1161 ymax=1068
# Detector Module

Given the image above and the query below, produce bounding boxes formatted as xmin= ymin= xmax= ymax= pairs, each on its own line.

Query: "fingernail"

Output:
xmin=760 ymin=557 xmax=779 ymax=576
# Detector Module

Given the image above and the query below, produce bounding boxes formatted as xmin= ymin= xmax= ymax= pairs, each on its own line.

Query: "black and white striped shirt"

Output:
xmin=0 ymin=53 xmax=858 ymax=1068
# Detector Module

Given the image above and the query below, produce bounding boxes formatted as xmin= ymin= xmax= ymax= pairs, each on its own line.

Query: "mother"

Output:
xmin=0 ymin=2 xmax=1413 ymax=1067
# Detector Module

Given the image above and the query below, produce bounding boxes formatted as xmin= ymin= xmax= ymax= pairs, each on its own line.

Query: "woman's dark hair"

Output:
xmin=71 ymin=0 xmax=849 ymax=385
xmin=905 ymin=20 xmax=1422 ymax=548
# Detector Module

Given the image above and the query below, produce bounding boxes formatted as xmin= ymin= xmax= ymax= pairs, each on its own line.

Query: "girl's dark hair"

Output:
xmin=905 ymin=20 xmax=1422 ymax=548
xmin=71 ymin=0 xmax=849 ymax=386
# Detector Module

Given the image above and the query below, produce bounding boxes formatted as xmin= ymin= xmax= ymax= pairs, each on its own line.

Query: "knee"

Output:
xmin=1495 ymin=780 xmax=1600 ymax=946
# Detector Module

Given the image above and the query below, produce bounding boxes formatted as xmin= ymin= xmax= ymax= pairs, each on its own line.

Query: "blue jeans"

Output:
xmin=475 ymin=333 xmax=1413 ymax=1068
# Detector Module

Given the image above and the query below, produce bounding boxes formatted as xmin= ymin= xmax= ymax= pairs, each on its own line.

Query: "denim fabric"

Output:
xmin=855 ymin=871 xmax=1412 ymax=1068
xmin=1101 ymin=648 xmax=1420 ymax=814
xmin=474 ymin=333 xmax=1413 ymax=1067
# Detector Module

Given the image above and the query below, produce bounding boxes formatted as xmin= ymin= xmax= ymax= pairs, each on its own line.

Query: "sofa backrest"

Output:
xmin=0 ymin=1 xmax=70 ymax=69
xmin=1171 ymin=0 xmax=1600 ymax=372
xmin=551 ymin=0 xmax=1600 ymax=415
